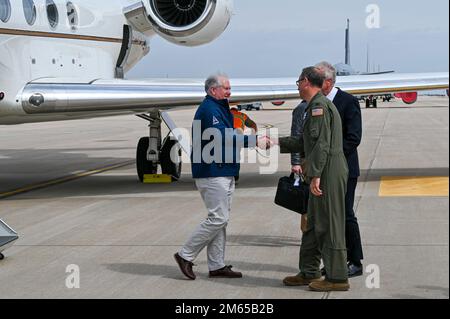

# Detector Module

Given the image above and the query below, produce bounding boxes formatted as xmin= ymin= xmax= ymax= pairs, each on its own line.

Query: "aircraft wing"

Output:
xmin=22 ymin=72 xmax=448 ymax=115
xmin=334 ymin=72 xmax=449 ymax=95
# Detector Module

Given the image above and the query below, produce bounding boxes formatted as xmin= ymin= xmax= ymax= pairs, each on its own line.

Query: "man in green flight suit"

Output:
xmin=272 ymin=66 xmax=350 ymax=291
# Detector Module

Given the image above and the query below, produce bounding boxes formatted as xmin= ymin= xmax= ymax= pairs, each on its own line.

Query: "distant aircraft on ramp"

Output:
xmin=335 ymin=19 xmax=421 ymax=108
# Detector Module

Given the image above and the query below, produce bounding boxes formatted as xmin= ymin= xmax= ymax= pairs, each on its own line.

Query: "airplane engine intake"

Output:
xmin=153 ymin=0 xmax=208 ymax=27
xmin=146 ymin=0 xmax=233 ymax=46
xmin=395 ymin=92 xmax=418 ymax=105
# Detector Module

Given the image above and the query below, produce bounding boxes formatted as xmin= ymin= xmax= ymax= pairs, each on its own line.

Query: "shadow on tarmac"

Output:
xmin=227 ymin=234 xmax=300 ymax=248
xmin=105 ymin=261 xmax=299 ymax=288
xmin=0 ymin=148 xmax=448 ymax=200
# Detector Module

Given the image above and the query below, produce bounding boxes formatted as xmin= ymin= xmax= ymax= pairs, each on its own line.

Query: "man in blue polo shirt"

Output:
xmin=174 ymin=74 xmax=259 ymax=280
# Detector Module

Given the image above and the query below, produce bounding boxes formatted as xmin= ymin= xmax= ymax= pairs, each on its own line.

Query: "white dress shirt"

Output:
xmin=326 ymin=87 xmax=338 ymax=102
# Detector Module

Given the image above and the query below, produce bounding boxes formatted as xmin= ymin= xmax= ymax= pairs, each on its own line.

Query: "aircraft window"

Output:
xmin=0 ymin=0 xmax=11 ymax=23
xmin=46 ymin=0 xmax=59 ymax=29
xmin=22 ymin=0 xmax=36 ymax=26
xmin=66 ymin=2 xmax=78 ymax=29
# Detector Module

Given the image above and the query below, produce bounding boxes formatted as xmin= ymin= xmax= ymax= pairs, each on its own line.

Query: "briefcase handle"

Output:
xmin=290 ymin=173 xmax=306 ymax=185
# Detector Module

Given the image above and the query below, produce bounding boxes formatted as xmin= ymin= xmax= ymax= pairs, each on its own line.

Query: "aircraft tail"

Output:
xmin=345 ymin=19 xmax=350 ymax=65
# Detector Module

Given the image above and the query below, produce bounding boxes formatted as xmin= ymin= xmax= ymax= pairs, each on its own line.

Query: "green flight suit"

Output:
xmin=279 ymin=92 xmax=349 ymax=282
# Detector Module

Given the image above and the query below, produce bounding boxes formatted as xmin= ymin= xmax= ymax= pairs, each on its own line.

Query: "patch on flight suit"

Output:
xmin=312 ymin=108 xmax=324 ymax=117
xmin=212 ymin=116 xmax=220 ymax=125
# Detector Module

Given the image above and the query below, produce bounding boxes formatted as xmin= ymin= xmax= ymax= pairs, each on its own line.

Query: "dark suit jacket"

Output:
xmin=333 ymin=89 xmax=362 ymax=178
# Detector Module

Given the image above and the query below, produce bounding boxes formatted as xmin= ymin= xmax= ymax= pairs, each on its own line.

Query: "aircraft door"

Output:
xmin=115 ymin=25 xmax=149 ymax=78
xmin=115 ymin=25 xmax=133 ymax=79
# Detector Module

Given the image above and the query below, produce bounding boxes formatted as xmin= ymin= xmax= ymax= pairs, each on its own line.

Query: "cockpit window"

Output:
xmin=66 ymin=2 xmax=78 ymax=30
xmin=23 ymin=0 xmax=36 ymax=26
xmin=0 ymin=0 xmax=11 ymax=23
xmin=46 ymin=0 xmax=59 ymax=29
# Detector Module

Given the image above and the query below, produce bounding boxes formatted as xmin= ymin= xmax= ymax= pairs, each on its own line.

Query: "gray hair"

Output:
xmin=205 ymin=73 xmax=229 ymax=94
xmin=315 ymin=61 xmax=336 ymax=84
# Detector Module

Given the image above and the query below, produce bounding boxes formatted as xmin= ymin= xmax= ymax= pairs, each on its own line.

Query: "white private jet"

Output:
xmin=1 ymin=0 xmax=449 ymax=182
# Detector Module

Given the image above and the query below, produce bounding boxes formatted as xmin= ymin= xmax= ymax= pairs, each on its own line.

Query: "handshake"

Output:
xmin=256 ymin=136 xmax=278 ymax=150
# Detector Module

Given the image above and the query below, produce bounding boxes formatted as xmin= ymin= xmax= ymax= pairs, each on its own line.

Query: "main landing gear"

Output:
xmin=136 ymin=111 xmax=182 ymax=183
xmin=365 ymin=96 xmax=378 ymax=108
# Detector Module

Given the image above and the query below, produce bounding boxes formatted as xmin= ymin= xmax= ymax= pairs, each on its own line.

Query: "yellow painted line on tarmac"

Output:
xmin=0 ymin=160 xmax=135 ymax=200
xmin=379 ymin=176 xmax=449 ymax=197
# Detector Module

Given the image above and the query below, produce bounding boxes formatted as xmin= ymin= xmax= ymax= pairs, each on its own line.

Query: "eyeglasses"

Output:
xmin=296 ymin=78 xmax=306 ymax=86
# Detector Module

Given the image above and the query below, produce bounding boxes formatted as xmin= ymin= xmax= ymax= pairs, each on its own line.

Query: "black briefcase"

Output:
xmin=274 ymin=174 xmax=309 ymax=214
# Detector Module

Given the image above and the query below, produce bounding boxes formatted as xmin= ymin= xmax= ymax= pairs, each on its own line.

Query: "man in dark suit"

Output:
xmin=316 ymin=61 xmax=364 ymax=277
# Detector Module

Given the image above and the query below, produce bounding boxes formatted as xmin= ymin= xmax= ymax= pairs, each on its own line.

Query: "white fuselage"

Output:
xmin=0 ymin=0 xmax=153 ymax=122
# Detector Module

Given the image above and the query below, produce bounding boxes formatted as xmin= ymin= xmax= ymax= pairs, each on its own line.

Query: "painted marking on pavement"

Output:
xmin=379 ymin=176 xmax=449 ymax=197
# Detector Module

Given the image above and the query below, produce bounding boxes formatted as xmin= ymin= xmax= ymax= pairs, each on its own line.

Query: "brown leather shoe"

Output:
xmin=283 ymin=275 xmax=321 ymax=286
xmin=309 ymin=279 xmax=350 ymax=292
xmin=209 ymin=265 xmax=242 ymax=278
xmin=174 ymin=253 xmax=196 ymax=280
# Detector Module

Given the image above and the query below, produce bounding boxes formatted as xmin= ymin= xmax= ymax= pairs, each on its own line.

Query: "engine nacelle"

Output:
xmin=394 ymin=92 xmax=418 ymax=105
xmin=143 ymin=0 xmax=233 ymax=46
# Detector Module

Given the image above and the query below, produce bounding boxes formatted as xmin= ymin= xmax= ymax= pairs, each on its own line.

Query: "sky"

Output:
xmin=127 ymin=0 xmax=449 ymax=79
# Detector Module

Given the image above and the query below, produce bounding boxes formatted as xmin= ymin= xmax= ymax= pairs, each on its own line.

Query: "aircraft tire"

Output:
xmin=136 ymin=137 xmax=158 ymax=182
xmin=0 ymin=253 xmax=4 ymax=260
xmin=373 ymin=99 xmax=378 ymax=108
xmin=160 ymin=137 xmax=182 ymax=181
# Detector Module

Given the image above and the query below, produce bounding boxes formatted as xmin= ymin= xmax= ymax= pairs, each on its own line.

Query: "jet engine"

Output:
xmin=394 ymin=92 xmax=418 ymax=105
xmin=143 ymin=0 xmax=233 ymax=46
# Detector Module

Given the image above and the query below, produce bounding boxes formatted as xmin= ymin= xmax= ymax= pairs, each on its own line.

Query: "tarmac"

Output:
xmin=0 ymin=96 xmax=448 ymax=299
